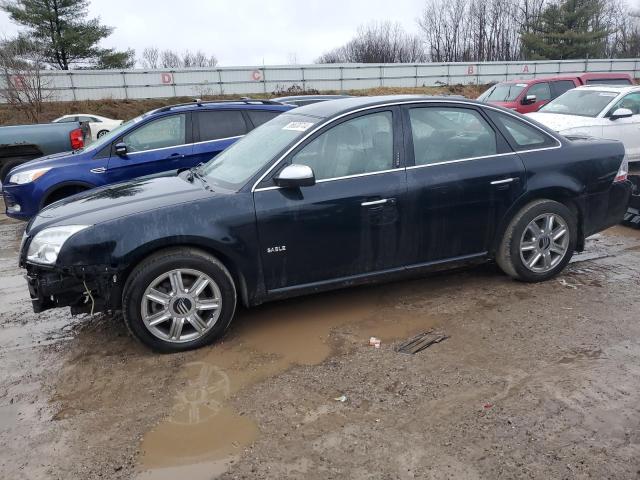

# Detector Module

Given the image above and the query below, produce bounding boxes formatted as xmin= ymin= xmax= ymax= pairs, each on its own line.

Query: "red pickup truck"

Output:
xmin=477 ymin=73 xmax=635 ymax=113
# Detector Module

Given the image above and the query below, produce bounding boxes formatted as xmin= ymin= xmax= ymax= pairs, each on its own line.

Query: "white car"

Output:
xmin=52 ymin=114 xmax=124 ymax=141
xmin=527 ymin=85 xmax=640 ymax=163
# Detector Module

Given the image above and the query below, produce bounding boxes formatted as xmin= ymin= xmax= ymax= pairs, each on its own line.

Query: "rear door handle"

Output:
xmin=361 ymin=198 xmax=388 ymax=207
xmin=490 ymin=177 xmax=516 ymax=185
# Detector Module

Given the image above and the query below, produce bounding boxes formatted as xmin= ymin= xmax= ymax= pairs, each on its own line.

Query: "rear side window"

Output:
xmin=247 ymin=110 xmax=282 ymax=128
xmin=551 ymin=80 xmax=576 ymax=98
xmin=197 ymin=111 xmax=247 ymax=142
xmin=408 ymin=107 xmax=497 ymax=165
xmin=587 ymin=78 xmax=632 ymax=85
xmin=489 ymin=112 xmax=557 ymax=150
xmin=527 ymin=82 xmax=551 ymax=101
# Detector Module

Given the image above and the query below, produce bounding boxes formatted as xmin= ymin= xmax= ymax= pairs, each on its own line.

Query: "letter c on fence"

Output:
xmin=252 ymin=70 xmax=263 ymax=81
xmin=161 ymin=73 xmax=173 ymax=84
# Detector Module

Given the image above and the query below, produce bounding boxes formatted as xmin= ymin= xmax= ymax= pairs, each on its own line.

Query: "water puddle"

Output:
xmin=137 ymin=277 xmax=452 ymax=478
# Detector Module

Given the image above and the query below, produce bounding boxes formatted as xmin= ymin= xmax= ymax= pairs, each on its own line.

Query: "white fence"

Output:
xmin=4 ymin=58 xmax=640 ymax=102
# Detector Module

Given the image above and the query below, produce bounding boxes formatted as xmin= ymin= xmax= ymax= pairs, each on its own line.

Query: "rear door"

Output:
xmin=254 ymin=107 xmax=409 ymax=290
xmin=105 ymin=113 xmax=193 ymax=182
xmin=191 ymin=110 xmax=249 ymax=166
xmin=403 ymin=104 xmax=526 ymax=264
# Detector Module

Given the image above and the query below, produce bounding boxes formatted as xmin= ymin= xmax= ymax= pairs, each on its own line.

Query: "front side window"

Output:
xmin=122 ymin=114 xmax=186 ymax=153
xmin=291 ymin=111 xmax=393 ymax=180
xmin=197 ymin=111 xmax=247 ymax=142
xmin=409 ymin=107 xmax=497 ymax=165
xmin=490 ymin=112 xmax=557 ymax=150
xmin=539 ymin=89 xmax=618 ymax=117
xmin=527 ymin=82 xmax=551 ymax=102
xmin=479 ymin=83 xmax=526 ymax=102
xmin=551 ymin=80 xmax=576 ymax=98
xmin=607 ymin=92 xmax=640 ymax=116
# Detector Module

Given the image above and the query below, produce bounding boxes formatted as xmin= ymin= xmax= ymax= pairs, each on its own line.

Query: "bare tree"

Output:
xmin=317 ymin=21 xmax=427 ymax=63
xmin=0 ymin=37 xmax=54 ymax=122
xmin=141 ymin=46 xmax=159 ymax=69
xmin=160 ymin=49 xmax=182 ymax=68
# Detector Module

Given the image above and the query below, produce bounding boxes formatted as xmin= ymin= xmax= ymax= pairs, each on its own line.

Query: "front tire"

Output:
xmin=123 ymin=248 xmax=237 ymax=353
xmin=497 ymin=199 xmax=577 ymax=282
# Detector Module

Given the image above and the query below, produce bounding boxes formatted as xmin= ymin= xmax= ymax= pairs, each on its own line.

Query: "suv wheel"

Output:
xmin=123 ymin=248 xmax=236 ymax=352
xmin=497 ymin=199 xmax=577 ymax=282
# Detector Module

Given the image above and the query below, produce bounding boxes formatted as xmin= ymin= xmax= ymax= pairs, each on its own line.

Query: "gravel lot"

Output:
xmin=1 ymin=198 xmax=640 ymax=479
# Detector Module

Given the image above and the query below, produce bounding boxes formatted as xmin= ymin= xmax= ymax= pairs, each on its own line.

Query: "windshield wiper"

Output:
xmin=186 ymin=164 xmax=213 ymax=190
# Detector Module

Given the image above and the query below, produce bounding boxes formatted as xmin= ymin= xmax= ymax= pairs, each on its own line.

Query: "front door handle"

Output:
xmin=361 ymin=198 xmax=389 ymax=207
xmin=490 ymin=177 xmax=516 ymax=185
xmin=167 ymin=153 xmax=185 ymax=159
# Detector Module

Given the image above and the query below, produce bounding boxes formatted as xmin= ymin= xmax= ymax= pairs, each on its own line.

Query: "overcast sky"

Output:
xmin=0 ymin=0 xmax=426 ymax=66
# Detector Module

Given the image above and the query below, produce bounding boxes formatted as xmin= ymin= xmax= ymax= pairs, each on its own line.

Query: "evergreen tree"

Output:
xmin=1 ymin=0 xmax=134 ymax=69
xmin=521 ymin=0 xmax=610 ymax=59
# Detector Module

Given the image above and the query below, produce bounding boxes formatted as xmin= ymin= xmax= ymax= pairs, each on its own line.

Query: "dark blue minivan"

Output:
xmin=2 ymin=100 xmax=294 ymax=219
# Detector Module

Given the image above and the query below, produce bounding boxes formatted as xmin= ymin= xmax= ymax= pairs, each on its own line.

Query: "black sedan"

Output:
xmin=20 ymin=96 xmax=631 ymax=352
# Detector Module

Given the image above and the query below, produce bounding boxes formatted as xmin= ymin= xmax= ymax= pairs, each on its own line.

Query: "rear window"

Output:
xmin=197 ymin=111 xmax=247 ymax=142
xmin=488 ymin=112 xmax=558 ymax=151
xmin=247 ymin=110 xmax=282 ymax=127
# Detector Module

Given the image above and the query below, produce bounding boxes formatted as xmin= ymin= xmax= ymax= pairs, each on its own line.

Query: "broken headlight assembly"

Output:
xmin=27 ymin=225 xmax=91 ymax=265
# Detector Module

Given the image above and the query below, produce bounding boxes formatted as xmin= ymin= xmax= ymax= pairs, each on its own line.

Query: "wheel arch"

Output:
xmin=119 ymin=239 xmax=252 ymax=309
xmin=40 ymin=181 xmax=96 ymax=209
xmin=492 ymin=187 xmax=586 ymax=256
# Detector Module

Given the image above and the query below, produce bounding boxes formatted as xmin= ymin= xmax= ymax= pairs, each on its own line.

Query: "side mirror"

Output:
xmin=115 ymin=142 xmax=128 ymax=156
xmin=522 ymin=94 xmax=537 ymax=105
xmin=274 ymin=164 xmax=315 ymax=188
xmin=610 ymin=108 xmax=633 ymax=120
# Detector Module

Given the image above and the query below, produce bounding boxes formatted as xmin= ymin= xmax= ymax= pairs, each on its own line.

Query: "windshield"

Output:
xmin=201 ymin=113 xmax=320 ymax=189
xmin=479 ymin=83 xmax=526 ymax=102
xmin=81 ymin=115 xmax=144 ymax=153
xmin=539 ymin=89 xmax=619 ymax=117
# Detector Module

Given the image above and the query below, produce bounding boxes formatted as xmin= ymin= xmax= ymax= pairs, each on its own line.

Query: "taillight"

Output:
xmin=70 ymin=128 xmax=84 ymax=150
xmin=614 ymin=157 xmax=629 ymax=183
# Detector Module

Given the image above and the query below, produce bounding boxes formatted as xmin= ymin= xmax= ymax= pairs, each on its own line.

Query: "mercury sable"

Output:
xmin=20 ymin=96 xmax=631 ymax=352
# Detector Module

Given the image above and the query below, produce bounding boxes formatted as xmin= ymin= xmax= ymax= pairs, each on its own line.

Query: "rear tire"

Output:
xmin=496 ymin=199 xmax=577 ymax=282
xmin=122 ymin=248 xmax=237 ymax=353
xmin=96 ymin=130 xmax=109 ymax=138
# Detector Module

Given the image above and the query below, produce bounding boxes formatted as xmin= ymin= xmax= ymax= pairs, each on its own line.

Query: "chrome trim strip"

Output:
xmin=253 ymin=167 xmax=401 ymax=192
xmin=126 ymin=143 xmax=193 ymax=156
xmin=361 ymin=198 xmax=388 ymax=206
xmin=192 ymin=135 xmax=243 ymax=146
xmin=250 ymin=99 xmax=562 ymax=192
xmin=490 ymin=177 xmax=516 ymax=185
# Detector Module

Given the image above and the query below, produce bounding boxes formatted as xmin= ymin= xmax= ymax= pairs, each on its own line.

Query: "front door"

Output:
xmin=403 ymin=104 xmax=526 ymax=264
xmin=603 ymin=91 xmax=640 ymax=163
xmin=253 ymin=108 xmax=408 ymax=291
xmin=106 ymin=113 xmax=193 ymax=183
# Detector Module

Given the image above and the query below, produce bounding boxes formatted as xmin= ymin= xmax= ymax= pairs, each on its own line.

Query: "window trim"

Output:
xmin=256 ymin=106 xmax=400 ymax=189
xmin=250 ymin=99 xmax=562 ymax=193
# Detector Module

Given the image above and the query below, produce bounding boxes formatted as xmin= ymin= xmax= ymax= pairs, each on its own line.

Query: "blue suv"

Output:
xmin=3 ymin=99 xmax=294 ymax=219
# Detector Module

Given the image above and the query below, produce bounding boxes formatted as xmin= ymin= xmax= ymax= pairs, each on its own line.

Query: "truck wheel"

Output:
xmin=122 ymin=248 xmax=237 ymax=353
xmin=496 ymin=199 xmax=577 ymax=282
xmin=0 ymin=158 xmax=25 ymax=184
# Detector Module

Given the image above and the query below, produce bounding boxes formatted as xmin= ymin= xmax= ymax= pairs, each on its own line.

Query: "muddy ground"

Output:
xmin=1 ymin=198 xmax=640 ymax=479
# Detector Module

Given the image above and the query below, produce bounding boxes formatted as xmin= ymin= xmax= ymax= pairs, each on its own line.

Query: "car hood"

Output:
xmin=526 ymin=112 xmax=598 ymax=133
xmin=9 ymin=150 xmax=87 ymax=173
xmin=27 ymin=174 xmax=214 ymax=233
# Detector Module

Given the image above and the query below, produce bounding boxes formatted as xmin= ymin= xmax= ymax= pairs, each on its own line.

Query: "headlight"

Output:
xmin=27 ymin=225 xmax=90 ymax=265
xmin=9 ymin=167 xmax=51 ymax=185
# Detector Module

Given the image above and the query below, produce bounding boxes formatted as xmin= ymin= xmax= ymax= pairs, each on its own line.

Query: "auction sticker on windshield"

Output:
xmin=283 ymin=122 xmax=314 ymax=132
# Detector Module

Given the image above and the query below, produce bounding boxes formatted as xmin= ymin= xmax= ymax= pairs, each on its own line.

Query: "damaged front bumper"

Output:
xmin=24 ymin=263 xmax=122 ymax=315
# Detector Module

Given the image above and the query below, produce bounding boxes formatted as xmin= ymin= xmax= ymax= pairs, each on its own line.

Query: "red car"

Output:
xmin=478 ymin=73 xmax=635 ymax=114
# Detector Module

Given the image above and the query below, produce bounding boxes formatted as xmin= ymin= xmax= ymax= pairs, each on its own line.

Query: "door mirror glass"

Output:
xmin=522 ymin=94 xmax=537 ymax=105
xmin=274 ymin=164 xmax=315 ymax=188
xmin=610 ymin=108 xmax=633 ymax=120
xmin=115 ymin=142 xmax=128 ymax=156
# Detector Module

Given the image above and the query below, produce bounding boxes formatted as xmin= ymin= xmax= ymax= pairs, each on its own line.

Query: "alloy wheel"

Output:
xmin=519 ymin=213 xmax=569 ymax=273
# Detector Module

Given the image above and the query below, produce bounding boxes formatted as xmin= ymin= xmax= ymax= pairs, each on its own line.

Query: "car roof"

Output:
xmin=272 ymin=95 xmax=352 ymax=102
xmin=291 ymin=95 xmax=486 ymax=119
xmin=574 ymin=85 xmax=640 ymax=93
